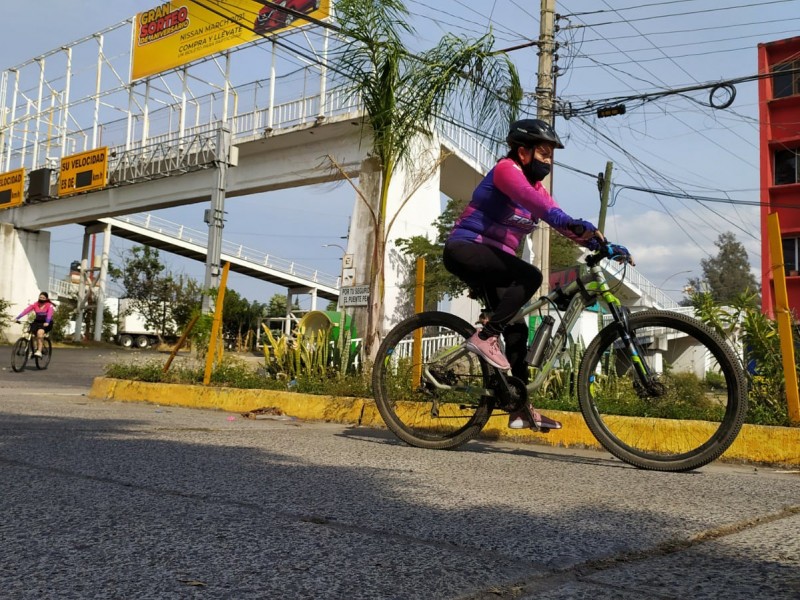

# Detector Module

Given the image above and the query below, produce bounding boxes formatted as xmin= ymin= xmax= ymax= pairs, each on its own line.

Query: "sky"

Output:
xmin=2 ymin=0 xmax=795 ymax=307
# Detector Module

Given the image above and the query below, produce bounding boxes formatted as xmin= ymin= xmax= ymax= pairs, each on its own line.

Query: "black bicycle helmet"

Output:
xmin=506 ymin=118 xmax=564 ymax=149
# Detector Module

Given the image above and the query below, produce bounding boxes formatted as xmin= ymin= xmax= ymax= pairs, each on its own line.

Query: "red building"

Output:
xmin=759 ymin=36 xmax=800 ymax=317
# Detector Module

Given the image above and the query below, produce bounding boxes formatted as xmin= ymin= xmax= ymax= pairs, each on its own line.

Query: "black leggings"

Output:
xmin=443 ymin=241 xmax=543 ymax=381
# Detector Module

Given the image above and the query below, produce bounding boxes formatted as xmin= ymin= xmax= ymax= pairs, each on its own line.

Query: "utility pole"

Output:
xmin=597 ymin=161 xmax=613 ymax=232
xmin=531 ymin=0 xmax=556 ymax=295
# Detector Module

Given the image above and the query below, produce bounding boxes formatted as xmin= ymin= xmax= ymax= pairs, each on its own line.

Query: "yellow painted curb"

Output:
xmin=89 ymin=377 xmax=364 ymax=424
xmin=89 ymin=377 xmax=800 ymax=466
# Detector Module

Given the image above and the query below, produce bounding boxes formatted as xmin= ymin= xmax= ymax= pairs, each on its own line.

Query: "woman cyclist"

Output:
xmin=443 ymin=118 xmax=631 ymax=432
xmin=16 ymin=291 xmax=54 ymax=358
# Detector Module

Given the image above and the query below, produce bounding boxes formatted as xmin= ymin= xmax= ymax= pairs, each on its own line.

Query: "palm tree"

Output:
xmin=332 ymin=0 xmax=522 ymax=359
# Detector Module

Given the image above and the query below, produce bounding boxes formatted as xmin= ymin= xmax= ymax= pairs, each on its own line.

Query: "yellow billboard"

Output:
xmin=132 ymin=0 xmax=332 ymax=81
xmin=0 ymin=168 xmax=25 ymax=210
xmin=58 ymin=147 xmax=109 ymax=197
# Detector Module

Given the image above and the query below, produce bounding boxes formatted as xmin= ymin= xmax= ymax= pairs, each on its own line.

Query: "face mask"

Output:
xmin=523 ymin=158 xmax=551 ymax=182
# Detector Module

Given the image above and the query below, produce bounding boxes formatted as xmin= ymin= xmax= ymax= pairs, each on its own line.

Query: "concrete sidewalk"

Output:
xmin=89 ymin=377 xmax=800 ymax=467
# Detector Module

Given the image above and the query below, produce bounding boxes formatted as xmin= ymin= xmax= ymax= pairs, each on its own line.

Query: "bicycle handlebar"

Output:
xmin=584 ymin=240 xmax=634 ymax=268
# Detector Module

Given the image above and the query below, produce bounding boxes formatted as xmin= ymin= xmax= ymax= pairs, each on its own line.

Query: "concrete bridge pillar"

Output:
xmin=346 ymin=134 xmax=441 ymax=343
xmin=0 ymin=223 xmax=51 ymax=340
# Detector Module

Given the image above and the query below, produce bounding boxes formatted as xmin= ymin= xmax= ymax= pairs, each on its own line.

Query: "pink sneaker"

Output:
xmin=508 ymin=404 xmax=562 ymax=431
xmin=465 ymin=332 xmax=510 ymax=370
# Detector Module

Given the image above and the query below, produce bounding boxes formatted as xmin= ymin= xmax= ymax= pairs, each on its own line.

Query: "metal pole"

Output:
xmin=59 ymin=47 xmax=73 ymax=160
xmin=318 ymin=26 xmax=329 ymax=120
xmin=202 ymin=128 xmax=230 ymax=313
xmin=179 ymin=67 xmax=187 ymax=139
xmin=222 ymin=52 xmax=231 ymax=126
xmin=203 ymin=261 xmax=231 ymax=385
xmin=267 ymin=40 xmax=276 ymax=131
xmin=91 ymin=36 xmax=102 ymax=148
xmin=32 ymin=58 xmax=45 ymax=168
xmin=73 ymin=231 xmax=91 ymax=342
xmin=5 ymin=68 xmax=19 ymax=171
xmin=93 ymin=223 xmax=112 ymax=342
xmin=141 ymin=79 xmax=151 ymax=147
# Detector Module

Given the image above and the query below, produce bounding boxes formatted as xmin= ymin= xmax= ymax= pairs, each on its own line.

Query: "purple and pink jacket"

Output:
xmin=448 ymin=158 xmax=598 ymax=255
xmin=16 ymin=301 xmax=54 ymax=324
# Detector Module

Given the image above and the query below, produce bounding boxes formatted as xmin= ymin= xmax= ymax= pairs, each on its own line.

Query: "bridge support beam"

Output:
xmin=202 ymin=129 xmax=232 ymax=313
xmin=72 ymin=222 xmax=106 ymax=342
xmin=0 ymin=223 xmax=50 ymax=340
xmin=93 ymin=223 xmax=112 ymax=342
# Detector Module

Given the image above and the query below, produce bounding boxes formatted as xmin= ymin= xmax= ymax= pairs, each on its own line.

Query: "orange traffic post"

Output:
xmin=203 ymin=261 xmax=231 ymax=386
xmin=767 ymin=212 xmax=800 ymax=424
xmin=163 ymin=313 xmax=200 ymax=373
xmin=411 ymin=257 xmax=426 ymax=388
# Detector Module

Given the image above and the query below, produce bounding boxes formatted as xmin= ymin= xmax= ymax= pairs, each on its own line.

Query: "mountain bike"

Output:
xmin=372 ymin=247 xmax=748 ymax=472
xmin=10 ymin=328 xmax=53 ymax=372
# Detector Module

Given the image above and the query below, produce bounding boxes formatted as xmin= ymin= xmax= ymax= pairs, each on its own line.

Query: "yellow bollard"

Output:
xmin=767 ymin=212 xmax=800 ymax=424
xmin=411 ymin=257 xmax=425 ymax=388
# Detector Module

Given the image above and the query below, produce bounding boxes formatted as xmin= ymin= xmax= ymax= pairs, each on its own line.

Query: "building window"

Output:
xmin=782 ymin=237 xmax=800 ymax=276
xmin=775 ymin=149 xmax=800 ymax=185
xmin=773 ymin=60 xmax=800 ymax=99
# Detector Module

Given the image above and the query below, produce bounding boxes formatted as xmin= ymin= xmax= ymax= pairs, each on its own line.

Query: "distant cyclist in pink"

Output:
xmin=444 ymin=119 xmax=631 ymax=432
xmin=16 ymin=291 xmax=54 ymax=358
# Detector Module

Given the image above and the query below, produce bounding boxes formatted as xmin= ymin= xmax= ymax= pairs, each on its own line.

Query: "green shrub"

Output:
xmin=103 ymin=355 xmax=372 ymax=397
xmin=0 ymin=297 xmax=12 ymax=342
xmin=690 ymin=291 xmax=796 ymax=427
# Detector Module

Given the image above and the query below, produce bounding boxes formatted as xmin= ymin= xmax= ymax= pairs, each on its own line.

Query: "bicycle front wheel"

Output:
xmin=35 ymin=338 xmax=52 ymax=370
xmin=10 ymin=338 xmax=29 ymax=372
xmin=372 ymin=311 xmax=493 ymax=450
xmin=578 ymin=310 xmax=748 ymax=472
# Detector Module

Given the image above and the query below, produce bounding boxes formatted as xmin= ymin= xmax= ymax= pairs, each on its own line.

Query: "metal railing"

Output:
xmin=391 ymin=332 xmax=463 ymax=362
xmin=49 ymin=277 xmax=79 ymax=298
xmin=108 ymin=212 xmax=341 ymax=289
xmin=602 ymin=261 xmax=680 ymax=309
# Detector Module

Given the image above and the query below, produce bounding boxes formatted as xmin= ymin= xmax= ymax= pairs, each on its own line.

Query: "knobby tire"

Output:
xmin=372 ymin=311 xmax=493 ymax=450
xmin=577 ymin=310 xmax=747 ymax=472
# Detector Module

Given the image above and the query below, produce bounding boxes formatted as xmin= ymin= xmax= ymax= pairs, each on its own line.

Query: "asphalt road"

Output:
xmin=1 ymin=347 xmax=799 ymax=599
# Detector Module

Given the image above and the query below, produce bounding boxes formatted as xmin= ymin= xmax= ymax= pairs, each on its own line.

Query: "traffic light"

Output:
xmin=597 ymin=104 xmax=626 ymax=118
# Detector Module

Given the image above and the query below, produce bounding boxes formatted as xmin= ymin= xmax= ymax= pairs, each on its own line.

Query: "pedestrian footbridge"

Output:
xmin=95 ymin=212 xmax=341 ymax=301
xmin=2 ymin=79 xmax=672 ymax=320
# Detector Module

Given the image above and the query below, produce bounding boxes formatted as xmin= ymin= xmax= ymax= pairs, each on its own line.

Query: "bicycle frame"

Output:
xmin=420 ymin=258 xmax=654 ymax=399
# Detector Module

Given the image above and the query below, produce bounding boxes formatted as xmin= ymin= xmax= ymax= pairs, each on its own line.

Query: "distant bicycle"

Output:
xmin=10 ymin=329 xmax=52 ymax=372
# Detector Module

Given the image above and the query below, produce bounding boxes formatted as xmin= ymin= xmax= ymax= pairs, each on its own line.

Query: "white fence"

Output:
xmin=391 ymin=332 xmax=463 ymax=362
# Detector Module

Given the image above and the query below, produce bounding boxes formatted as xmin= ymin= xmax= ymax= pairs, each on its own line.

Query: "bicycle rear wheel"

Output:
xmin=10 ymin=338 xmax=29 ymax=372
xmin=577 ymin=310 xmax=748 ymax=472
xmin=372 ymin=311 xmax=493 ymax=450
xmin=35 ymin=338 xmax=52 ymax=370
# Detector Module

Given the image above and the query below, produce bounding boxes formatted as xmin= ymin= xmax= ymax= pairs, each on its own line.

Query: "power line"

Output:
xmin=560 ymin=0 xmax=704 ymax=18
xmin=560 ymin=0 xmax=800 ymax=30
